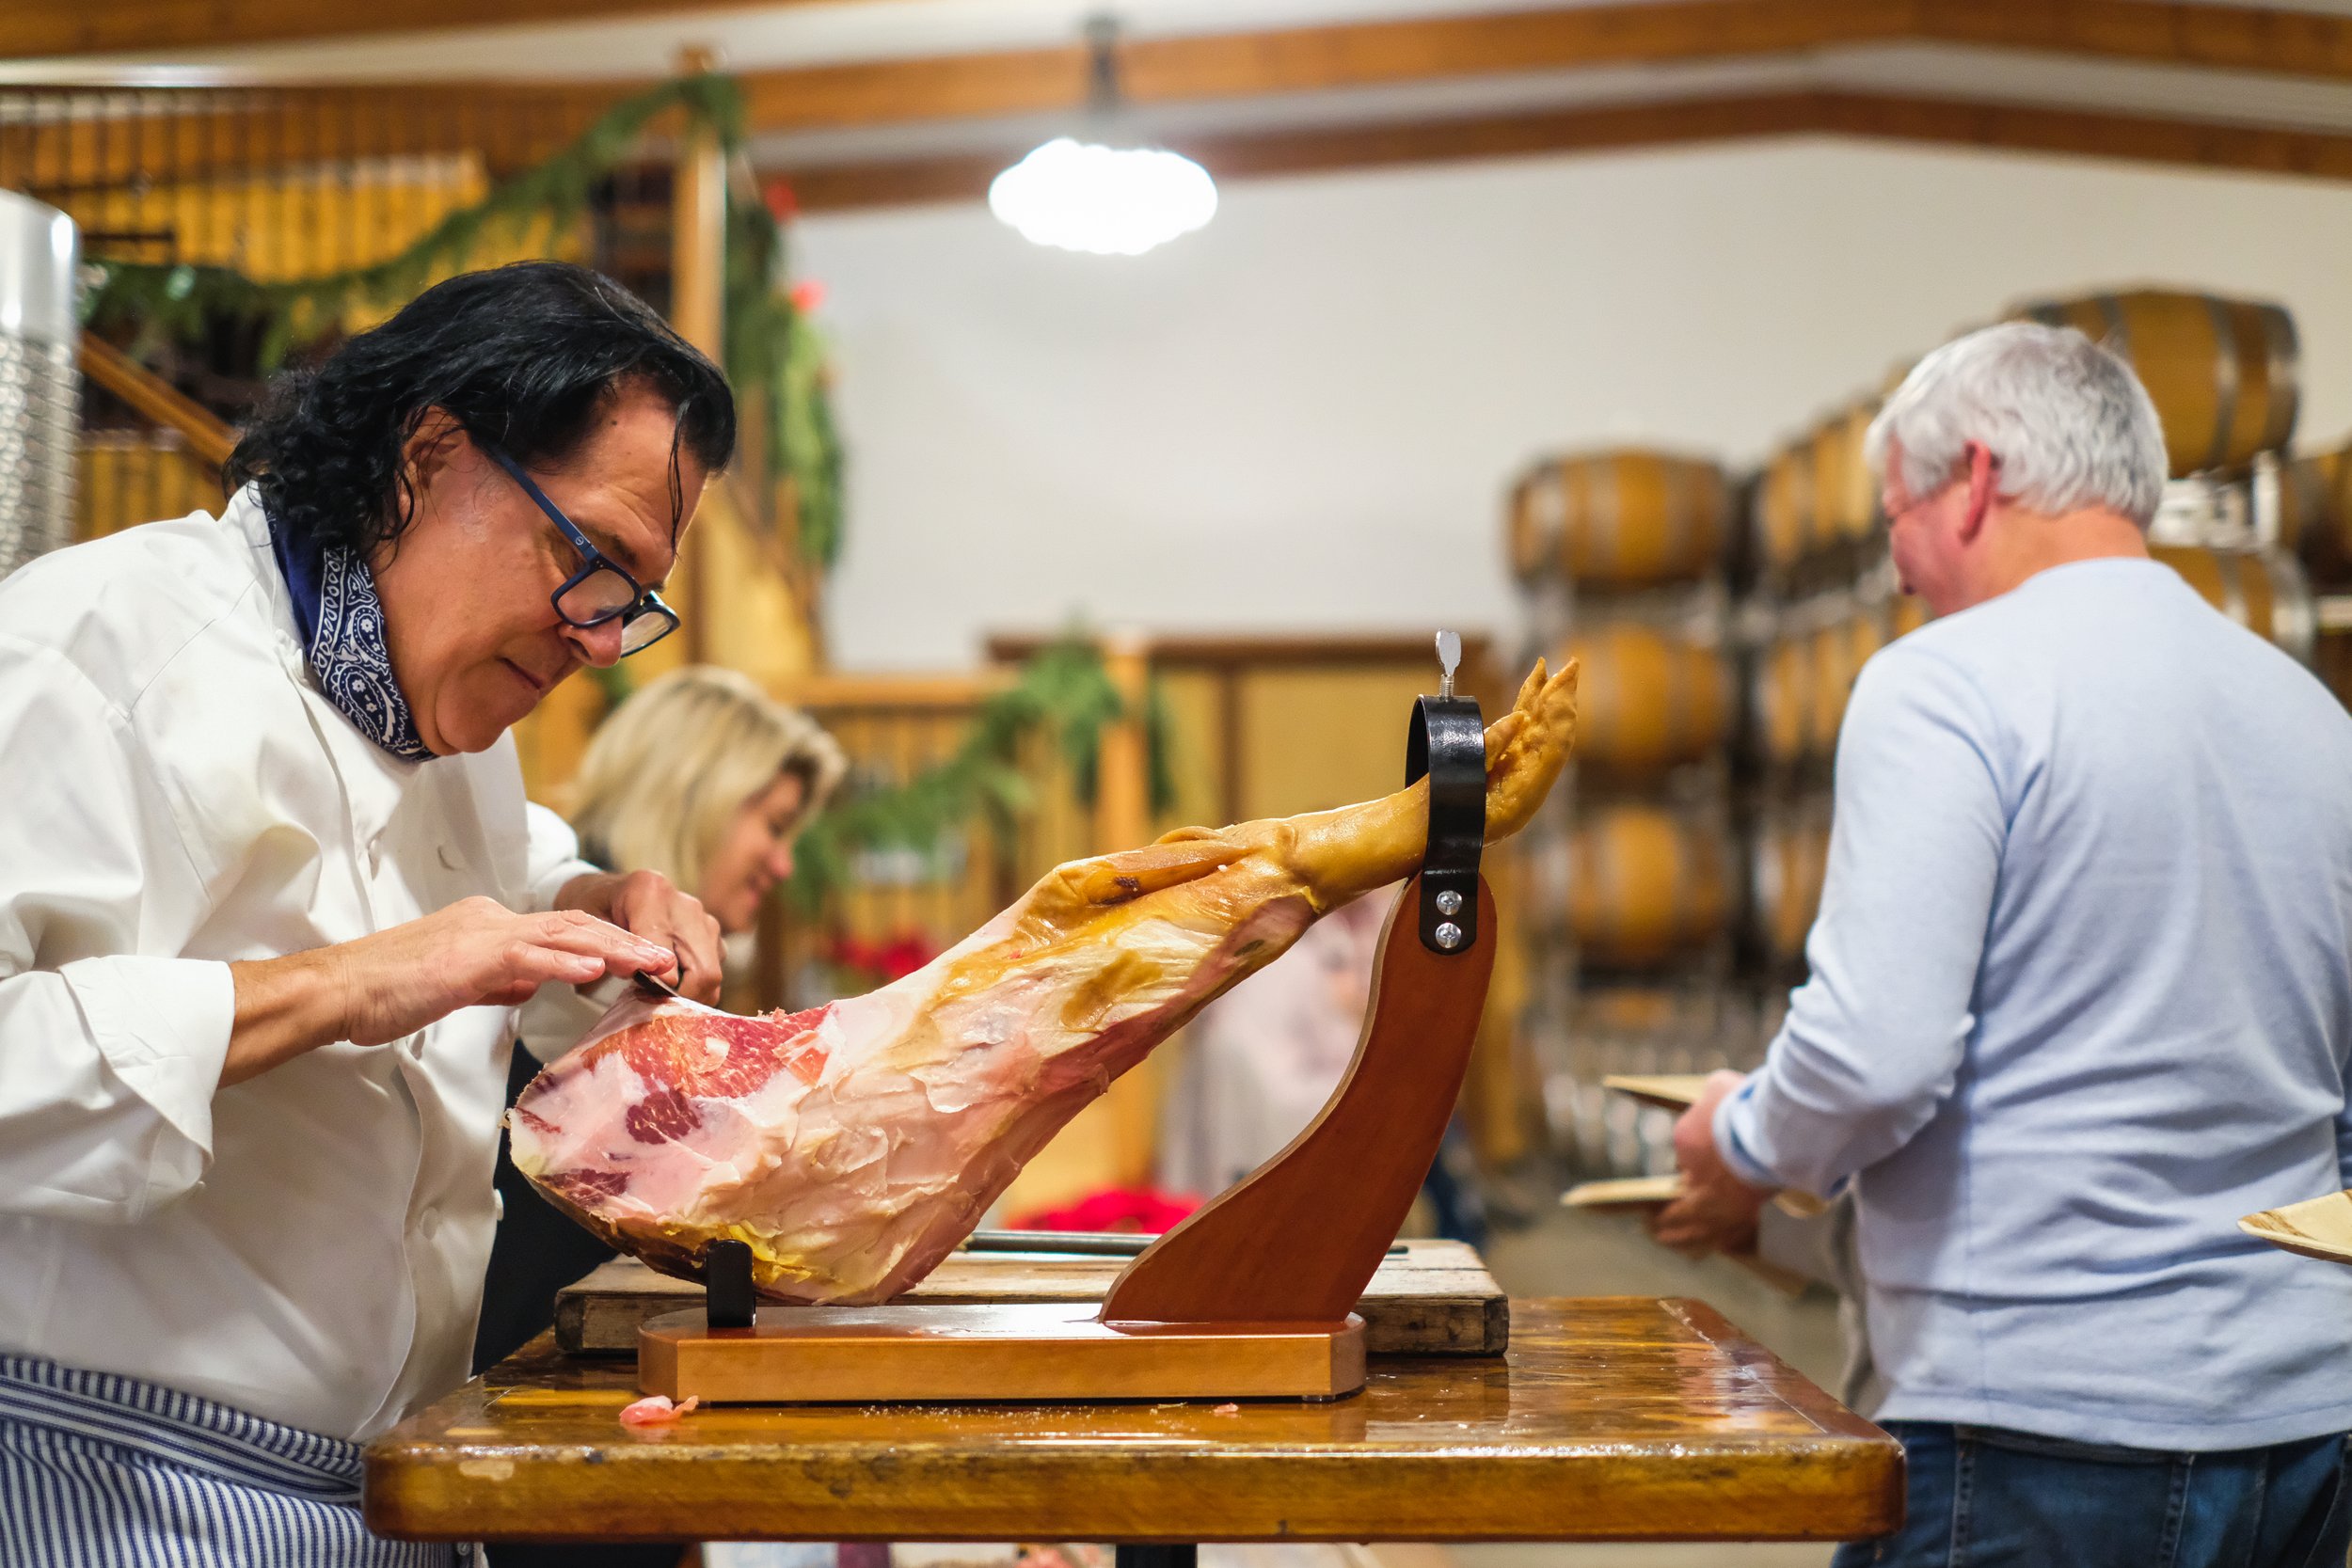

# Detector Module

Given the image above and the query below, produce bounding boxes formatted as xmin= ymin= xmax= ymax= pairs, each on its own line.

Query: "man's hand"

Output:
xmin=554 ymin=869 xmax=723 ymax=1004
xmin=226 ymin=897 xmax=680 ymax=1086
xmin=1649 ymin=1069 xmax=1772 ymax=1258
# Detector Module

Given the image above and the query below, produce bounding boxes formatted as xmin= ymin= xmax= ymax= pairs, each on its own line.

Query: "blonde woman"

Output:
xmin=476 ymin=668 xmax=844 ymax=1407
xmin=570 ymin=665 xmax=847 ymax=948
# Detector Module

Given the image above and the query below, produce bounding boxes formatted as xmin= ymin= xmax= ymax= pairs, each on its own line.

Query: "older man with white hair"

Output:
xmin=1659 ymin=322 xmax=2352 ymax=1566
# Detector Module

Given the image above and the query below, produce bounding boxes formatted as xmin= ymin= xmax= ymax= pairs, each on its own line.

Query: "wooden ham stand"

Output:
xmin=639 ymin=643 xmax=1498 ymax=1407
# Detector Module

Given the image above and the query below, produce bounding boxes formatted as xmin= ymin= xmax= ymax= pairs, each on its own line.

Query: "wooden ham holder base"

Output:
xmin=639 ymin=873 xmax=1497 ymax=1405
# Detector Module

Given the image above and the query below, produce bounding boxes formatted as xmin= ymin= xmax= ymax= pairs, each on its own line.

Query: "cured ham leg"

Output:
xmin=511 ymin=658 xmax=1577 ymax=1304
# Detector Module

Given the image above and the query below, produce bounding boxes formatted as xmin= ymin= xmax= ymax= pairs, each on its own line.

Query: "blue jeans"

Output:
xmin=1835 ymin=1421 xmax=2352 ymax=1568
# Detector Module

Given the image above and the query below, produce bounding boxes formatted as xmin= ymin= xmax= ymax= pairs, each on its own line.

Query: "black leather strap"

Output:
xmin=1406 ymin=694 xmax=1485 ymax=954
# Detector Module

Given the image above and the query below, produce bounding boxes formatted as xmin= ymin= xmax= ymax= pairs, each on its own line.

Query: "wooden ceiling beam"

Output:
xmin=772 ymin=88 xmax=2352 ymax=213
xmin=728 ymin=0 xmax=2352 ymax=136
xmin=734 ymin=0 xmax=1899 ymax=134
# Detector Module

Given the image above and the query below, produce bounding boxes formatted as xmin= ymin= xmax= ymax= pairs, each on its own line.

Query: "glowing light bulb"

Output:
xmin=988 ymin=137 xmax=1218 ymax=257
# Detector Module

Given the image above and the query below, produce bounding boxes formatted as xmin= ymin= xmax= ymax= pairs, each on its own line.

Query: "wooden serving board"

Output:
xmin=556 ymin=1237 xmax=1507 ymax=1357
xmin=1600 ymin=1073 xmax=1712 ymax=1113
xmin=2242 ymin=1190 xmax=2352 ymax=1264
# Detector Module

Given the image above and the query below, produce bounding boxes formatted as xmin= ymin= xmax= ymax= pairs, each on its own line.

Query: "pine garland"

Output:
xmin=790 ymin=638 xmax=1179 ymax=912
xmin=80 ymin=72 xmax=845 ymax=571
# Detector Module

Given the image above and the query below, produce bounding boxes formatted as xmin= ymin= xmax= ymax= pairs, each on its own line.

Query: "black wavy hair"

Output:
xmin=226 ymin=261 xmax=736 ymax=558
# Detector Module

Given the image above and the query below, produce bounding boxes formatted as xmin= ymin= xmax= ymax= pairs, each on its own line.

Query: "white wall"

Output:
xmin=797 ymin=136 xmax=2352 ymax=670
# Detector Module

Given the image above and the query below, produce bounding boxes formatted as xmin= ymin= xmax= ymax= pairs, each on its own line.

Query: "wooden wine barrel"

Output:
xmin=1810 ymin=406 xmax=1882 ymax=546
xmin=2272 ymin=448 xmax=2352 ymax=587
xmin=1754 ymin=605 xmax=1903 ymax=768
xmin=1567 ymin=806 xmax=1731 ymax=968
xmin=2015 ymin=290 xmax=2297 ymax=476
xmin=1752 ymin=806 xmax=1834 ymax=967
xmin=1515 ymin=451 xmax=1728 ymax=587
xmin=1750 ymin=636 xmax=1813 ymax=768
xmin=1563 ymin=623 xmax=1733 ymax=774
xmin=1754 ymin=440 xmax=1817 ymax=574
xmin=1807 ymin=616 xmax=1889 ymax=756
xmin=1504 ymin=471 xmax=1552 ymax=584
xmin=2149 ymin=544 xmax=2316 ymax=663
xmin=1829 ymin=403 xmax=1882 ymax=543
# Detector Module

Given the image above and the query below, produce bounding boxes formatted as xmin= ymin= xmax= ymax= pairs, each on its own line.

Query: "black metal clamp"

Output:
xmin=1405 ymin=630 xmax=1485 ymax=956
xmin=705 ymin=1238 xmax=756 ymax=1330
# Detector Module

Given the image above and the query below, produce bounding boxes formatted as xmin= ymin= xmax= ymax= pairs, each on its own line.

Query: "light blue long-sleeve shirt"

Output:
xmin=1718 ymin=557 xmax=2352 ymax=1449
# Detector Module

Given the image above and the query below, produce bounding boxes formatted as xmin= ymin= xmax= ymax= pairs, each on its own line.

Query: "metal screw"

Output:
xmin=1435 ymin=889 xmax=1463 ymax=917
xmin=1434 ymin=921 xmax=1464 ymax=950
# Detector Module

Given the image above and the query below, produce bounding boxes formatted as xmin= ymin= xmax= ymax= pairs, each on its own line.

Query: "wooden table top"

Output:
xmin=363 ymin=1297 xmax=1901 ymax=1546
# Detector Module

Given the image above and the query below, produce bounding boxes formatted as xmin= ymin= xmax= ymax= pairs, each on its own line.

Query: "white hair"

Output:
xmin=1865 ymin=321 xmax=2169 ymax=528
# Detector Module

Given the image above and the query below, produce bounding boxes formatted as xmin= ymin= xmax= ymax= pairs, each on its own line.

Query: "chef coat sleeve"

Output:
xmin=0 ymin=636 xmax=235 ymax=1223
xmin=519 ymin=800 xmax=602 ymax=914
xmin=1714 ymin=643 xmax=2007 ymax=1197
xmin=514 ymin=800 xmax=621 ymax=1062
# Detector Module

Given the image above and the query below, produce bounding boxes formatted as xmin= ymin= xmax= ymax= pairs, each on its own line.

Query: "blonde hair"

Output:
xmin=569 ymin=666 xmax=847 ymax=895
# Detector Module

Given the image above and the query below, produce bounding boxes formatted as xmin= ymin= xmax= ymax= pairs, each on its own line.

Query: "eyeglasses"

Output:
xmin=482 ymin=442 xmax=680 ymax=657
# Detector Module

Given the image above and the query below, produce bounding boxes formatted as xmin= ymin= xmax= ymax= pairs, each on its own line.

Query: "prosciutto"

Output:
xmin=510 ymin=658 xmax=1578 ymax=1304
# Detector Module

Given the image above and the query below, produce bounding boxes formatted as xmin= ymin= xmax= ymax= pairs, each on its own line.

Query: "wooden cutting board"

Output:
xmin=554 ymin=1237 xmax=1508 ymax=1357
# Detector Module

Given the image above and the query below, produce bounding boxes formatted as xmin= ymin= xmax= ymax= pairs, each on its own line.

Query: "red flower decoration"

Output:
xmin=1009 ymin=1187 xmax=1202 ymax=1235
xmin=788 ymin=278 xmax=827 ymax=315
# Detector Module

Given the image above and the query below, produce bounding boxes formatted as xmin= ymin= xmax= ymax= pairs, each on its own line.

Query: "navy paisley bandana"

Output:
xmin=267 ymin=511 xmax=435 ymax=763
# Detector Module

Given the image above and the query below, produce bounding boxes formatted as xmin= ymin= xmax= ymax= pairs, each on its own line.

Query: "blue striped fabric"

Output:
xmin=0 ymin=1354 xmax=462 ymax=1567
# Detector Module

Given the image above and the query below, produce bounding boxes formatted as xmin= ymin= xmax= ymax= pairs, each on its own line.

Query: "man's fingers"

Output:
xmin=525 ymin=910 xmax=672 ymax=968
xmin=672 ymin=913 xmax=724 ymax=1003
xmin=608 ymin=879 xmax=724 ymax=1003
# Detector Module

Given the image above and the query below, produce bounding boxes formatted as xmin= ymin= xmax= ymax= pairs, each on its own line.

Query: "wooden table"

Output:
xmin=364 ymin=1297 xmax=1900 ymax=1549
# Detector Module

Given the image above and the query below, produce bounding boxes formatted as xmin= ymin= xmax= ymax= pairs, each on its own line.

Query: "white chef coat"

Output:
xmin=0 ymin=487 xmax=600 ymax=1442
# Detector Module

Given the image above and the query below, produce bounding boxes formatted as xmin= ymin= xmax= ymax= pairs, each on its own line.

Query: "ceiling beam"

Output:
xmin=727 ymin=0 xmax=2352 ymax=135
xmin=21 ymin=0 xmax=2352 ymax=93
xmin=773 ymin=88 xmax=2352 ymax=213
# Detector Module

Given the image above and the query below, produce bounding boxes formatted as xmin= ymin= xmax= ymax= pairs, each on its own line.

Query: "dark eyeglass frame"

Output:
xmin=482 ymin=441 xmax=680 ymax=657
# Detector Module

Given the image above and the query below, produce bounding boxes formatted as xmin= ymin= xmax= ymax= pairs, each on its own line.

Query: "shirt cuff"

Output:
xmin=1712 ymin=1078 xmax=1787 ymax=1192
xmin=62 ymin=955 xmax=235 ymax=1163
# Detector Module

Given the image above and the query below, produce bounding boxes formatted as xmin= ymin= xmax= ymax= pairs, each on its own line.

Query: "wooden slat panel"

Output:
xmin=0 ymin=0 xmax=781 ymax=60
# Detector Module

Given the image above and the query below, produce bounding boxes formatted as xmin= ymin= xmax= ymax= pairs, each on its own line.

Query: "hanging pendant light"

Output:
xmin=989 ymin=17 xmax=1218 ymax=257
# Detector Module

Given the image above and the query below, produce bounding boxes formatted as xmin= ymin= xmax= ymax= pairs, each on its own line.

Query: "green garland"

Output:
xmin=790 ymin=638 xmax=1179 ymax=913
xmin=79 ymin=72 xmax=845 ymax=571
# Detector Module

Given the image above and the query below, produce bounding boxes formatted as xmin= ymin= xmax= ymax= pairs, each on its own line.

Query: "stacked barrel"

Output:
xmin=1505 ymin=450 xmax=1743 ymax=1177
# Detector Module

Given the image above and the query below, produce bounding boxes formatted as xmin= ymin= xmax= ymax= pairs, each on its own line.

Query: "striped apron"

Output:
xmin=0 ymin=1354 xmax=465 ymax=1567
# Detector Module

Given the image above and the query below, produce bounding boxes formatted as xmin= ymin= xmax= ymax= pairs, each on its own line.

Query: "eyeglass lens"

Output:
xmin=556 ymin=566 xmax=637 ymax=625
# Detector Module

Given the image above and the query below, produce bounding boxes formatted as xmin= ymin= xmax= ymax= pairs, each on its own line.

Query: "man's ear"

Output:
xmin=400 ymin=407 xmax=468 ymax=489
xmin=1957 ymin=441 xmax=1997 ymax=543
